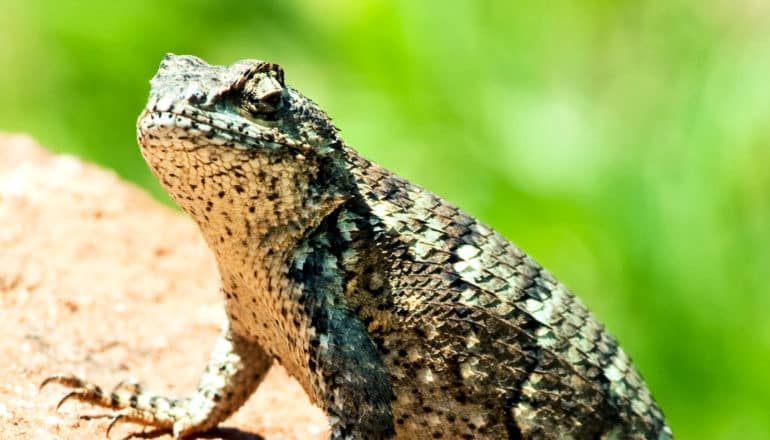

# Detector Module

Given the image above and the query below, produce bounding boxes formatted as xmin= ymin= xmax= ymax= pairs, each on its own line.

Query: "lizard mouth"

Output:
xmin=136 ymin=101 xmax=310 ymax=157
xmin=137 ymin=105 xmax=289 ymax=152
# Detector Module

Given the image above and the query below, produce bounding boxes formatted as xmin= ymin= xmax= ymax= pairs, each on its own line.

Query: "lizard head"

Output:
xmin=137 ymin=54 xmax=350 ymax=257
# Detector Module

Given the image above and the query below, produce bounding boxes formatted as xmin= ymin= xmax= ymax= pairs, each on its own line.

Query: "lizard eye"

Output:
xmin=241 ymin=70 xmax=285 ymax=117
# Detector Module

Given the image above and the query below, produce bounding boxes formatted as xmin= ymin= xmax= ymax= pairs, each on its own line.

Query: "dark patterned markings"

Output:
xmin=42 ymin=54 xmax=673 ymax=440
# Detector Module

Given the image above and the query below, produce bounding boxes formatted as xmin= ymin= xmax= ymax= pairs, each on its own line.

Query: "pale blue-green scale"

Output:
xmin=365 ymin=182 xmax=639 ymax=406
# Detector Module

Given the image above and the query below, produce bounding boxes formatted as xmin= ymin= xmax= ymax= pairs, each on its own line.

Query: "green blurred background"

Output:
xmin=1 ymin=1 xmax=768 ymax=438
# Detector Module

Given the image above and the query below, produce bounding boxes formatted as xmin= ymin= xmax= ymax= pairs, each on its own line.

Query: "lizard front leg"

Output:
xmin=42 ymin=321 xmax=272 ymax=438
xmin=309 ymin=304 xmax=395 ymax=440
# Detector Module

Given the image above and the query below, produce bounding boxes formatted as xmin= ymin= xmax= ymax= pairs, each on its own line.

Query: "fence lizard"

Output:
xmin=42 ymin=54 xmax=673 ymax=440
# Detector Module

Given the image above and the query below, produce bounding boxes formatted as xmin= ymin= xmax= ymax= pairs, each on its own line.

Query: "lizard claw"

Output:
xmin=40 ymin=373 xmax=87 ymax=391
xmin=40 ymin=372 xmax=197 ymax=438
xmin=41 ymin=373 xmax=108 ymax=411
xmin=106 ymin=412 xmax=127 ymax=439
xmin=56 ymin=389 xmax=85 ymax=411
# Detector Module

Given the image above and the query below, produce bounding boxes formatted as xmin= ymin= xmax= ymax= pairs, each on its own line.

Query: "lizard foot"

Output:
xmin=41 ymin=374 xmax=212 ymax=439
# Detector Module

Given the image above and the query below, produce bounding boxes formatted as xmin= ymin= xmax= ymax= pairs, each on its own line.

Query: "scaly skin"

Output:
xmin=43 ymin=54 xmax=673 ymax=440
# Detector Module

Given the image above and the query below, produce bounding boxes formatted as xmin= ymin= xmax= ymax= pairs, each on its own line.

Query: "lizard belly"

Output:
xmin=221 ymin=271 xmax=324 ymax=407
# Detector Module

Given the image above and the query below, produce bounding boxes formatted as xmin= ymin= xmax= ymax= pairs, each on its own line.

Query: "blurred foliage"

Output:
xmin=1 ymin=0 xmax=769 ymax=438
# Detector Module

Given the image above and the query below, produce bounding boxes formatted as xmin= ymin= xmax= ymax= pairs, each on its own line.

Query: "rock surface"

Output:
xmin=0 ymin=133 xmax=328 ymax=440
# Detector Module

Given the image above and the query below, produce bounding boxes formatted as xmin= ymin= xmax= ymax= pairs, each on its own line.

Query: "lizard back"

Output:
xmin=338 ymin=151 xmax=671 ymax=438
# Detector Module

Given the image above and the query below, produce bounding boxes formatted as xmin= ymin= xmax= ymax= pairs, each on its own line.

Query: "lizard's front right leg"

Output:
xmin=41 ymin=321 xmax=272 ymax=438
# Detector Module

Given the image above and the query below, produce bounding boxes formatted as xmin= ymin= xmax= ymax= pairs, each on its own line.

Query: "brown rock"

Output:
xmin=0 ymin=133 xmax=328 ymax=440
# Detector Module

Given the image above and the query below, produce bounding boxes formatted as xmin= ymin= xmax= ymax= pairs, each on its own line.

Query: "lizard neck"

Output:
xmin=140 ymin=142 xmax=348 ymax=271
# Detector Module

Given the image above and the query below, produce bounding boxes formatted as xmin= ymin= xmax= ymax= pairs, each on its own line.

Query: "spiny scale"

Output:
xmin=42 ymin=54 xmax=673 ymax=440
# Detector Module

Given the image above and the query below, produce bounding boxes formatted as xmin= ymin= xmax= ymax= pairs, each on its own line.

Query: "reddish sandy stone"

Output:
xmin=0 ymin=133 xmax=328 ymax=440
